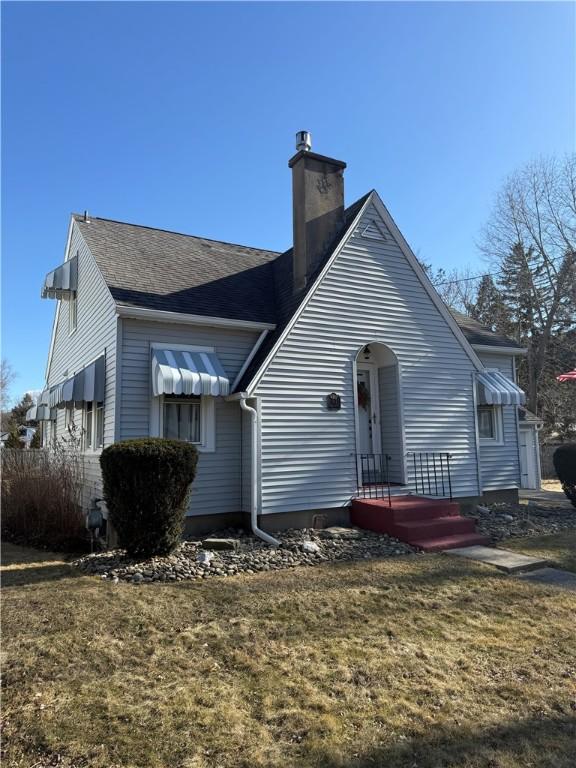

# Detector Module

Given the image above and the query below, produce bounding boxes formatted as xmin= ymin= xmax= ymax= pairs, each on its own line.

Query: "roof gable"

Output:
xmin=238 ymin=191 xmax=485 ymax=393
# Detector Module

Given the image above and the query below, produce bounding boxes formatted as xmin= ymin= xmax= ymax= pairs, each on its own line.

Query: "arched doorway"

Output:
xmin=354 ymin=342 xmax=405 ymax=487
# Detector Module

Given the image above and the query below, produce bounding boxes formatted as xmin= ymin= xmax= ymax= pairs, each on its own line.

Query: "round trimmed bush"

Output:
xmin=553 ymin=443 xmax=576 ymax=508
xmin=100 ymin=438 xmax=198 ymax=558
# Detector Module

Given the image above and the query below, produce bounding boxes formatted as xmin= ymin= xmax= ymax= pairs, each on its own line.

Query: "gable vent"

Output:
xmin=360 ymin=220 xmax=387 ymax=241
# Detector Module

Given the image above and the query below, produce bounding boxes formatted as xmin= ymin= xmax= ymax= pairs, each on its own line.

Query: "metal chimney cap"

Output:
xmin=296 ymin=130 xmax=312 ymax=152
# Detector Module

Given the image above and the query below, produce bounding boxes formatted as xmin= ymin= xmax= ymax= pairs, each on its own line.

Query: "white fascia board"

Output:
xmin=45 ymin=216 xmax=76 ymax=381
xmin=472 ymin=344 xmax=527 ymax=356
xmin=116 ymin=304 xmax=276 ymax=332
xmin=369 ymin=192 xmax=485 ymax=372
xmin=244 ymin=193 xmax=374 ymax=395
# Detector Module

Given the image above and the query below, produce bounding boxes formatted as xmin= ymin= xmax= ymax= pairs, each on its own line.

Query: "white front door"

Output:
xmin=356 ymin=365 xmax=381 ymax=455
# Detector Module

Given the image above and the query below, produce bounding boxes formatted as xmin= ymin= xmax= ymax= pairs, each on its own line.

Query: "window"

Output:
xmin=84 ymin=401 xmax=93 ymax=450
xmin=95 ymin=402 xmax=104 ymax=448
xmin=83 ymin=401 xmax=104 ymax=451
xmin=163 ymin=396 xmax=201 ymax=444
xmin=68 ymin=294 xmax=77 ymax=334
xmin=64 ymin=404 xmax=75 ymax=430
xmin=477 ymin=405 xmax=503 ymax=443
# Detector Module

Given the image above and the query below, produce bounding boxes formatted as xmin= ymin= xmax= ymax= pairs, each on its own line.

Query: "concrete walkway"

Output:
xmin=519 ymin=488 xmax=572 ymax=508
xmin=446 ymin=545 xmax=548 ymax=573
xmin=516 ymin=567 xmax=576 ymax=591
xmin=445 ymin=544 xmax=576 ymax=592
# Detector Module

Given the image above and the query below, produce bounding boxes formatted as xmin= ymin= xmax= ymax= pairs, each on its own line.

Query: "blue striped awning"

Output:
xmin=477 ymin=369 xmax=526 ymax=406
xmin=152 ymin=349 xmax=229 ymax=397
xmin=42 ymin=253 xmax=78 ymax=299
xmin=25 ymin=403 xmax=51 ymax=422
xmin=44 ymin=356 xmax=105 ymax=409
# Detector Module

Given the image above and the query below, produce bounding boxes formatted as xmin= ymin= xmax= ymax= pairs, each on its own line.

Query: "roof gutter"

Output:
xmin=238 ymin=395 xmax=280 ymax=546
xmin=115 ymin=304 xmax=276 ymax=332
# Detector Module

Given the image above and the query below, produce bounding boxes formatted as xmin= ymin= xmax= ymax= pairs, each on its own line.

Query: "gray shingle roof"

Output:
xmin=74 ymin=215 xmax=280 ymax=324
xmin=72 ymin=200 xmax=522 ymax=395
xmin=450 ymin=310 xmax=521 ymax=349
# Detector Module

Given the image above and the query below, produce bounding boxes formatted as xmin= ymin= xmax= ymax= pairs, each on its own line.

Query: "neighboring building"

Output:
xmin=0 ymin=425 xmax=37 ymax=449
xmin=28 ymin=133 xmax=537 ymax=539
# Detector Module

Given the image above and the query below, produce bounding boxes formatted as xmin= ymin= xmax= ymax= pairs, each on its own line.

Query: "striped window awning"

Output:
xmin=25 ymin=403 xmax=51 ymax=422
xmin=39 ymin=356 xmax=106 ymax=412
xmin=152 ymin=348 xmax=230 ymax=397
xmin=42 ymin=254 xmax=78 ymax=299
xmin=477 ymin=369 xmax=526 ymax=406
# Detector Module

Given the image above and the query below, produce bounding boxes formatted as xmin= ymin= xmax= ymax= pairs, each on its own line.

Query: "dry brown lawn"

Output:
xmin=2 ymin=539 xmax=575 ymax=768
xmin=505 ymin=530 xmax=576 ymax=573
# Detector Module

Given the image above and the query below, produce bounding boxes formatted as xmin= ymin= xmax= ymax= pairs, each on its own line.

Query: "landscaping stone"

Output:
xmin=465 ymin=501 xmax=576 ymax=542
xmin=201 ymin=537 xmax=239 ymax=551
xmin=75 ymin=526 xmax=418 ymax=584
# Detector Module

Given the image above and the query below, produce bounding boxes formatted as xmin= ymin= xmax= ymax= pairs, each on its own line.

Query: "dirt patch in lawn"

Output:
xmin=2 ymin=541 xmax=575 ymax=768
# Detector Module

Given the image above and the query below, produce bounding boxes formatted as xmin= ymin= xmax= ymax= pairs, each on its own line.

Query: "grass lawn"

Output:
xmin=2 ymin=540 xmax=576 ymax=768
xmin=504 ymin=530 xmax=576 ymax=573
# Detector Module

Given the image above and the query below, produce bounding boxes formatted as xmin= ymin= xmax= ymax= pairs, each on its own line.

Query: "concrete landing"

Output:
xmin=445 ymin=545 xmax=548 ymax=573
xmin=516 ymin=567 xmax=576 ymax=591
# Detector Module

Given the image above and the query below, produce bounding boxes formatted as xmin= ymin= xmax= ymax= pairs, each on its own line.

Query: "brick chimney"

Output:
xmin=289 ymin=131 xmax=346 ymax=292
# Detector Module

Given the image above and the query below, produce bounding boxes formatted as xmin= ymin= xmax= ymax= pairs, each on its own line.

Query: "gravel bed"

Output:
xmin=75 ymin=527 xmax=417 ymax=584
xmin=465 ymin=502 xmax=576 ymax=542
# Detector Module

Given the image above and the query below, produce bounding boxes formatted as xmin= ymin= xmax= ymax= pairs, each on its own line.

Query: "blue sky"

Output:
xmin=2 ymin=1 xmax=574 ymax=401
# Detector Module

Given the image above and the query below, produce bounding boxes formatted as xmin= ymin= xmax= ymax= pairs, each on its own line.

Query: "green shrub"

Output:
xmin=553 ymin=443 xmax=576 ymax=508
xmin=100 ymin=438 xmax=198 ymax=558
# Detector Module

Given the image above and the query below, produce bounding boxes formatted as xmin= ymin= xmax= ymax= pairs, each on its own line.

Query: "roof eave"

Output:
xmin=472 ymin=344 xmax=527 ymax=356
xmin=115 ymin=303 xmax=276 ymax=331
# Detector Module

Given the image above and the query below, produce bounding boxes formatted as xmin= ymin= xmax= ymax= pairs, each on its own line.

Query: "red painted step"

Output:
xmin=393 ymin=515 xmax=477 ymax=543
xmin=352 ymin=497 xmax=460 ymax=523
xmin=350 ymin=496 xmax=489 ymax=552
xmin=410 ymin=532 xmax=491 ymax=553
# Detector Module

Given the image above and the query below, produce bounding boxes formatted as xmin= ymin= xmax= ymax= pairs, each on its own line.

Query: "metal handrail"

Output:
xmin=356 ymin=453 xmax=392 ymax=506
xmin=407 ymin=451 xmax=453 ymax=500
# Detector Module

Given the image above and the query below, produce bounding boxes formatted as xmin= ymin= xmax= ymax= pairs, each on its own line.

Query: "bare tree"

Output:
xmin=422 ymin=263 xmax=481 ymax=315
xmin=1 ymin=359 xmax=16 ymax=430
xmin=481 ymin=156 xmax=576 ymax=413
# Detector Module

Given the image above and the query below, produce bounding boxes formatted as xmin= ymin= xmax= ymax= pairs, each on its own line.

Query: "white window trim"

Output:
xmin=478 ymin=405 xmax=504 ymax=446
xmin=82 ymin=400 xmax=104 ymax=454
xmin=150 ymin=395 xmax=215 ymax=453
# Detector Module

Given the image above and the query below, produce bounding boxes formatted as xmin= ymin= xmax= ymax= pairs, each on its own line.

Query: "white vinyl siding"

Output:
xmin=254 ymin=202 xmax=482 ymax=514
xmin=46 ymin=222 xmax=117 ymax=505
xmin=476 ymin=352 xmax=521 ymax=491
xmin=118 ymin=320 xmax=260 ymax=516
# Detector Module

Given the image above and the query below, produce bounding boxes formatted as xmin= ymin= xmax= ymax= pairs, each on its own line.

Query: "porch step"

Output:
xmin=394 ymin=515 xmax=477 ymax=543
xmin=350 ymin=496 xmax=489 ymax=553
xmin=354 ymin=497 xmax=461 ymax=523
xmin=410 ymin=533 xmax=491 ymax=553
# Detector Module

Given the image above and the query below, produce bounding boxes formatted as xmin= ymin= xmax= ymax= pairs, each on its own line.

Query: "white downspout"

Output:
xmin=240 ymin=396 xmax=280 ymax=546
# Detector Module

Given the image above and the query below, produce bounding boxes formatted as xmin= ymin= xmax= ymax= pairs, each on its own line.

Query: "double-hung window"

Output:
xmin=68 ymin=294 xmax=77 ymax=334
xmin=83 ymin=401 xmax=104 ymax=451
xmin=84 ymin=402 xmax=93 ymax=449
xmin=163 ymin=396 xmax=201 ymax=444
xmin=477 ymin=405 xmax=503 ymax=443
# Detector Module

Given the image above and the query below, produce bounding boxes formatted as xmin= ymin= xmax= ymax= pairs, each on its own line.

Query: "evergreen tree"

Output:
xmin=10 ymin=392 xmax=37 ymax=429
xmin=30 ymin=428 xmax=41 ymax=449
xmin=5 ymin=428 xmax=23 ymax=449
xmin=471 ymin=275 xmax=512 ymax=337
